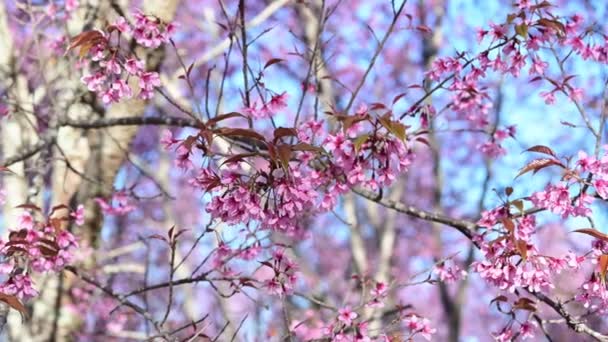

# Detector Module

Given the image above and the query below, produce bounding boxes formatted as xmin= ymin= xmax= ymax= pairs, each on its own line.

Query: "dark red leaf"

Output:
xmin=537 ymin=18 xmax=566 ymax=35
xmin=15 ymin=204 xmax=42 ymax=212
xmin=221 ymin=153 xmax=258 ymax=166
xmin=490 ymin=295 xmax=508 ymax=305
xmin=573 ymin=228 xmax=608 ymax=242
xmin=39 ymin=246 xmax=58 ymax=257
xmin=513 ymin=297 xmax=536 ymax=312
xmin=392 ymin=92 xmax=407 ymax=105
xmin=369 ymin=103 xmax=387 ymax=110
xmin=216 ymin=128 xmax=266 ymax=142
xmin=264 ymin=58 xmax=284 ymax=70
xmin=291 ymin=143 xmax=324 ymax=153
xmin=502 ymin=218 xmax=515 ymax=232
xmin=0 ymin=293 xmax=28 ymax=320
xmin=524 ymin=145 xmax=557 ymax=158
xmin=599 ymin=255 xmax=608 ymax=281
xmin=515 ymin=158 xmax=563 ymax=178
xmin=207 ymin=112 xmax=245 ymax=126
xmin=276 ymin=144 xmax=292 ymax=171
xmin=273 ymin=127 xmax=298 ymax=142
xmin=560 ymin=120 xmax=577 ymax=128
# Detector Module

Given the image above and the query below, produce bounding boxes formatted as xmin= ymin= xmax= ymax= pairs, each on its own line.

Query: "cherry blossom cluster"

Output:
xmin=70 ymin=11 xmax=175 ymax=104
xmin=472 ymin=145 xmax=608 ymax=334
xmin=201 ymin=163 xmax=319 ymax=235
xmin=474 ymin=207 xmax=571 ymax=293
xmin=323 ymin=106 xmax=415 ymax=192
xmin=209 ymin=242 xmax=239 ymax=276
xmin=46 ymin=0 xmax=79 ymax=19
xmin=67 ymin=284 xmax=132 ymax=340
xmin=260 ymin=248 xmax=298 ymax=297
xmin=162 ymin=105 xmax=415 ymax=237
xmin=131 ymin=10 xmax=178 ymax=49
xmin=523 ymin=148 xmax=608 ymax=219
xmin=242 ymin=92 xmax=289 ymax=119
xmin=0 ymin=207 xmax=80 ymax=302
xmin=417 ymin=3 xmax=608 ymax=160
xmin=493 ymin=319 xmax=537 ymax=341
xmin=574 ymin=240 xmax=608 ymax=311
xmin=403 ymin=315 xmax=437 ymax=341
xmin=530 ymin=182 xmax=592 ymax=218
xmin=288 ymin=276 xmax=437 ymax=341
xmin=432 ymin=260 xmax=467 ymax=284
xmin=321 ymin=306 xmax=437 ymax=342
xmin=577 ymin=150 xmax=608 ymax=199
xmin=208 ymin=239 xmax=263 ymax=275
xmin=95 ymin=191 xmax=136 ymax=216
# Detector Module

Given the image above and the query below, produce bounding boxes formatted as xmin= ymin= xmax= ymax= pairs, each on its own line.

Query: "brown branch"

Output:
xmin=352 ymin=187 xmax=476 ymax=240
xmin=65 ymin=266 xmax=172 ymax=341
xmin=355 ymin=186 xmax=608 ymax=340
xmin=2 ymin=138 xmax=51 ymax=168
xmin=58 ymin=116 xmax=203 ymax=129
xmin=531 ymin=290 xmax=608 ymax=342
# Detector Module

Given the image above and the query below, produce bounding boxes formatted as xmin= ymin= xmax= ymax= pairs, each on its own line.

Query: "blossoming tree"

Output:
xmin=1 ymin=0 xmax=608 ymax=341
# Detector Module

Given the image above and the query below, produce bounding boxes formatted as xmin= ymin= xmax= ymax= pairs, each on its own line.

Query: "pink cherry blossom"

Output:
xmin=0 ymin=274 xmax=38 ymax=300
xmin=70 ymin=205 xmax=85 ymax=226
xmin=404 ymin=315 xmax=436 ymax=341
xmin=338 ymin=307 xmax=358 ymax=326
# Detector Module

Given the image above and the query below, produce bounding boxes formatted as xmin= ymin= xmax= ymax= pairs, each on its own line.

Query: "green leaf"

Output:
xmin=515 ymin=23 xmax=528 ymax=37
xmin=353 ymin=134 xmax=371 ymax=153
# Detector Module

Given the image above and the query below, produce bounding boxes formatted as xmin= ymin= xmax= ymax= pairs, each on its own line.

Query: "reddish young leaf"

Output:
xmin=537 ymin=18 xmax=566 ymax=35
xmin=415 ymin=137 xmax=431 ymax=147
xmin=573 ymin=228 xmax=608 ymax=242
xmin=149 ymin=234 xmax=168 ymax=243
xmin=276 ymin=144 xmax=292 ymax=170
xmin=341 ymin=115 xmax=369 ymax=132
xmin=490 ymin=295 xmax=508 ymax=310
xmin=15 ymin=204 xmax=42 ymax=212
xmin=560 ymin=120 xmax=577 ymax=128
xmin=0 ymin=294 xmax=28 ymax=319
xmin=515 ymin=158 xmax=563 ymax=178
xmin=38 ymin=238 xmax=60 ymax=250
xmin=511 ymin=199 xmax=525 ymax=213
xmin=502 ymin=218 xmax=515 ymax=232
xmin=524 ymin=145 xmax=557 ymax=158
xmin=392 ymin=92 xmax=407 ymax=105
xmin=515 ymin=23 xmax=528 ymax=37
xmin=207 ymin=112 xmax=245 ymax=126
xmin=49 ymin=204 xmax=70 ymax=216
xmin=66 ymin=30 xmax=106 ymax=57
xmin=168 ymin=225 xmax=175 ymax=240
xmin=516 ymin=240 xmax=528 ymax=262
xmin=599 ymin=255 xmax=608 ymax=283
xmin=369 ymin=103 xmax=387 ymax=110
xmin=291 ymin=143 xmax=325 ymax=154
xmin=220 ymin=153 xmax=259 ymax=166
xmin=264 ymin=58 xmax=285 ymax=70
xmin=378 ymin=115 xmax=407 ymax=142
xmin=513 ymin=297 xmax=536 ymax=312
xmin=216 ymin=128 xmax=267 ymax=142
xmin=39 ymin=245 xmax=59 ymax=257
xmin=273 ymin=127 xmax=298 ymax=142
xmin=353 ymin=134 xmax=371 ymax=152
